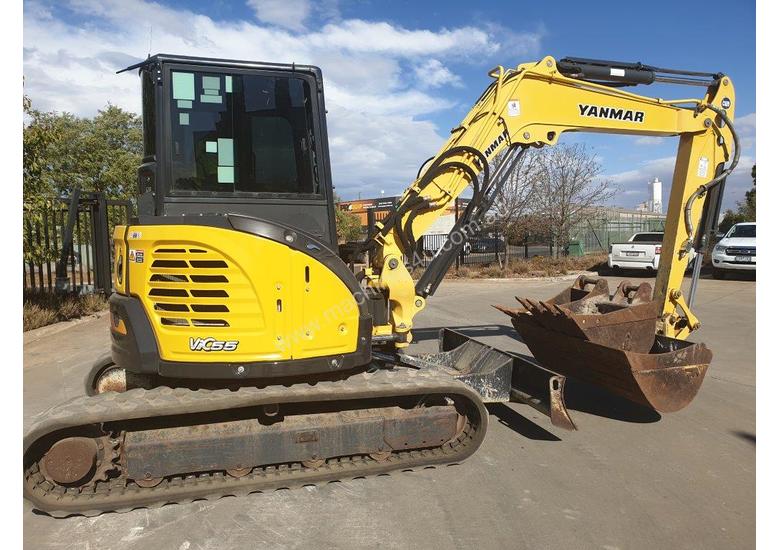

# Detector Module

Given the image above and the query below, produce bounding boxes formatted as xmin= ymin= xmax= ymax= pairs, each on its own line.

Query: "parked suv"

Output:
xmin=711 ymin=222 xmax=756 ymax=279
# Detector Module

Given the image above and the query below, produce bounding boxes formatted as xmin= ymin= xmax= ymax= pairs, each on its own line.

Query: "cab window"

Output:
xmin=168 ymin=70 xmax=319 ymax=196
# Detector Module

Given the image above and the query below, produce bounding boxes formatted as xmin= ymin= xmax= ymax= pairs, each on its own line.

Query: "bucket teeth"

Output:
xmin=498 ymin=277 xmax=711 ymax=413
xmin=515 ymin=297 xmax=536 ymax=312
xmin=512 ymin=296 xmax=531 ymax=312
xmin=492 ymin=304 xmax=522 ymax=317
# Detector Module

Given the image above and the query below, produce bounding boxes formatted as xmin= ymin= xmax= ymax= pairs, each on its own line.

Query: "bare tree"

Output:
xmin=533 ymin=143 xmax=615 ymax=258
xmin=490 ymin=149 xmax=542 ymax=268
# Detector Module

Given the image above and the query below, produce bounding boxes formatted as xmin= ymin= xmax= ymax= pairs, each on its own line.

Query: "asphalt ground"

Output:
xmin=23 ymin=273 xmax=755 ymax=550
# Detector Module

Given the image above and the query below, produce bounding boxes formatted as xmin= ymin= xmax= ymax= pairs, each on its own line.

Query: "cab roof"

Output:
xmin=117 ymin=53 xmax=322 ymax=79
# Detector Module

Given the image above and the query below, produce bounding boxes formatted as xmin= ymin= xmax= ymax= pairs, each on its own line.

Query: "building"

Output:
xmin=339 ymin=196 xmax=471 ymax=236
xmin=636 ymin=177 xmax=663 ymax=213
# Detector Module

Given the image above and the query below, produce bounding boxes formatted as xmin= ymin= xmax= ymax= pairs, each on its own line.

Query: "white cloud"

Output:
xmin=605 ymin=154 xmax=755 ymax=211
xmin=634 ymin=136 xmax=664 ymax=146
xmin=327 ymin=105 xmax=443 ymax=197
xmin=478 ymin=22 xmax=545 ymax=60
xmin=307 ymin=19 xmax=497 ymax=58
xmin=413 ymin=59 xmax=462 ymax=89
xmin=734 ymin=112 xmax=756 ymax=150
xmin=23 ymin=0 xmax=545 ymax=198
xmin=246 ymin=0 xmax=310 ymax=32
xmin=608 ymin=156 xmax=676 ymax=186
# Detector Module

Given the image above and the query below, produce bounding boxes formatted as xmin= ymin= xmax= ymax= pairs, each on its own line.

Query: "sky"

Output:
xmin=22 ymin=0 xmax=756 ymax=210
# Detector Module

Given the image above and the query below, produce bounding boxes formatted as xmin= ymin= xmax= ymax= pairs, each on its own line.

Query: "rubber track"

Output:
xmin=24 ymin=368 xmax=488 ymax=517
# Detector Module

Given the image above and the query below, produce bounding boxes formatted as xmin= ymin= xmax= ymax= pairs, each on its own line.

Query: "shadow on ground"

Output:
xmin=487 ymin=403 xmax=561 ymax=441
xmin=564 ymin=379 xmax=661 ymax=424
xmin=732 ymin=431 xmax=756 ymax=445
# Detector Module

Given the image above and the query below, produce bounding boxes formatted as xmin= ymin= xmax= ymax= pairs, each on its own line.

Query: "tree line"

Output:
xmin=718 ymin=164 xmax=756 ymax=233
xmin=23 ymin=97 xmax=142 ymax=263
xmin=489 ymin=143 xmax=613 ymax=263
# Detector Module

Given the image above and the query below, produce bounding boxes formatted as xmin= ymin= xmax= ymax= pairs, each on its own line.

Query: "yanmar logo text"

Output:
xmin=484 ymin=129 xmax=510 ymax=158
xmin=578 ymin=104 xmax=645 ymax=123
xmin=189 ymin=337 xmax=239 ymax=352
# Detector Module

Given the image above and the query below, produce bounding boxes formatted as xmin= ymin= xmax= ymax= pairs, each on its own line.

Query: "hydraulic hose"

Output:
xmin=349 ymin=146 xmax=489 ymax=264
xmin=381 ymin=146 xmax=489 ymax=258
xmin=400 ymin=160 xmax=483 ymax=256
xmin=416 ymin=145 xmax=526 ymax=298
xmin=682 ymin=103 xmax=741 ymax=251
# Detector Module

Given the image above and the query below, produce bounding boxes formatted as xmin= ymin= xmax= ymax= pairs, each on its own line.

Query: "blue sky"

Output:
xmin=23 ymin=0 xmax=756 ymax=209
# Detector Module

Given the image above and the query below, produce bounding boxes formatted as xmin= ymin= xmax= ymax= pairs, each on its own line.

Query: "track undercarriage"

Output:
xmin=24 ymin=368 xmax=488 ymax=517
xmin=25 ymin=276 xmax=712 ymax=517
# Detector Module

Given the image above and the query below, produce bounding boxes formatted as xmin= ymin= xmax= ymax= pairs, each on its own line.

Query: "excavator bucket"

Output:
xmin=545 ymin=275 xmax=610 ymax=305
xmin=496 ymin=277 xmax=712 ymax=413
xmin=507 ymin=279 xmax=658 ymax=353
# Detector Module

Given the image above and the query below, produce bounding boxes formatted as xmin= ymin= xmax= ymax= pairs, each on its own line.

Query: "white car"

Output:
xmin=711 ymin=222 xmax=755 ymax=279
xmin=609 ymin=231 xmax=695 ymax=273
xmin=608 ymin=232 xmax=664 ymax=272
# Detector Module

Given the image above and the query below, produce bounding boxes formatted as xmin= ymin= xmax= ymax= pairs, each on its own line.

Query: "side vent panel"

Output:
xmin=147 ymin=246 xmax=233 ymax=329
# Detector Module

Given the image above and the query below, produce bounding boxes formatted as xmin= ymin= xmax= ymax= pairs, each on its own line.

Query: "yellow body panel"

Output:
xmin=112 ymin=225 xmax=127 ymax=295
xmin=115 ymin=225 xmax=360 ymax=363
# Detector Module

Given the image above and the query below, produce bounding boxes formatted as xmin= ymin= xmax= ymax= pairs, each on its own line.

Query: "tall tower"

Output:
xmin=649 ymin=177 xmax=663 ymax=213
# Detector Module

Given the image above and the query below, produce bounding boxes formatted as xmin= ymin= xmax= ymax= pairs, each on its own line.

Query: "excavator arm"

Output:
xmin=364 ymin=55 xmax=739 ymax=346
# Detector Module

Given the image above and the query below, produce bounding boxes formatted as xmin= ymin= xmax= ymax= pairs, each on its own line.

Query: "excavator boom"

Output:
xmin=365 ymin=55 xmax=738 ymax=344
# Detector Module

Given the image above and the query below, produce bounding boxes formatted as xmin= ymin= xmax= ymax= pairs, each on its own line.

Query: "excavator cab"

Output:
xmin=131 ymin=54 xmax=339 ymax=246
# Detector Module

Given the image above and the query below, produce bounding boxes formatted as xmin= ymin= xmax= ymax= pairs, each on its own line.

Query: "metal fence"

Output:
xmin=415 ymin=233 xmax=553 ymax=268
xmin=23 ymin=191 xmax=133 ymax=294
xmin=571 ymin=216 xmax=666 ymax=254
xmin=412 ymin=212 xmax=666 ymax=268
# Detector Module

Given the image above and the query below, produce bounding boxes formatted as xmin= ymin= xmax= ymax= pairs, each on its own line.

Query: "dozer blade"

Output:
xmin=496 ymin=278 xmax=712 ymax=413
xmin=396 ymin=328 xmax=576 ymax=430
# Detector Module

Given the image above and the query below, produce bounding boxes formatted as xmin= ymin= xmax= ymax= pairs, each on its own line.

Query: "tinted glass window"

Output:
xmin=632 ymin=233 xmax=663 ymax=242
xmin=142 ymin=69 xmax=156 ymax=158
xmin=168 ymin=70 xmax=319 ymax=195
xmin=728 ymin=224 xmax=756 ymax=238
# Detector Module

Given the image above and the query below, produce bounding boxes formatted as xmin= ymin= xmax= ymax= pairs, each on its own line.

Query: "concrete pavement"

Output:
xmin=23 ymin=274 xmax=755 ymax=550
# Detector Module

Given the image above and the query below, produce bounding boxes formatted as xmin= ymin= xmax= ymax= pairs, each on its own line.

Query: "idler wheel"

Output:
xmin=40 ymin=437 xmax=98 ymax=486
xmin=94 ymin=365 xmax=127 ymax=394
xmin=227 ymin=467 xmax=252 ymax=478
xmin=302 ymin=458 xmax=325 ymax=468
xmin=135 ymin=474 xmax=164 ymax=488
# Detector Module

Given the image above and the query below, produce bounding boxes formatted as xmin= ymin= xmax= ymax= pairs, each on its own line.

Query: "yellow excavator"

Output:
xmin=23 ymin=54 xmax=739 ymax=516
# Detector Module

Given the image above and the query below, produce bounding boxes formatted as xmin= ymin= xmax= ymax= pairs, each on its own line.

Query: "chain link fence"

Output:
xmin=413 ymin=210 xmax=666 ymax=268
xmin=571 ymin=213 xmax=666 ymax=254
